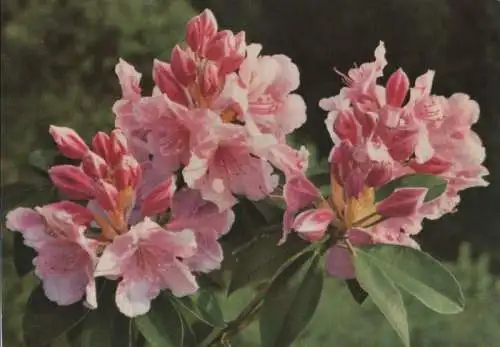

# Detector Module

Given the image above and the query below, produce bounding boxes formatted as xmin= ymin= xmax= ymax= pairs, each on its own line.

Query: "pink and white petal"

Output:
xmin=41 ymin=271 xmax=89 ymax=305
xmin=95 ymin=233 xmax=136 ymax=277
xmin=115 ymin=279 xmax=159 ymax=317
xmin=6 ymin=208 xmax=48 ymax=248
xmin=275 ymin=94 xmax=306 ymax=135
xmin=160 ymin=260 xmax=199 ymax=297
xmin=293 ymin=208 xmax=335 ymax=235
xmin=184 ymin=229 xmax=223 ymax=273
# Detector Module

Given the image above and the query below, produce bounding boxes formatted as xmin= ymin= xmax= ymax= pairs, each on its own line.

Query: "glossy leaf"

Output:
xmin=259 ymin=251 xmax=324 ymax=347
xmin=134 ymin=294 xmax=184 ymax=347
xmin=23 ymin=285 xmax=88 ymax=347
xmin=353 ymin=250 xmax=410 ymax=347
xmin=228 ymin=232 xmax=307 ymax=295
xmin=355 ymin=244 xmax=465 ymax=314
xmin=375 ymin=173 xmax=447 ymax=203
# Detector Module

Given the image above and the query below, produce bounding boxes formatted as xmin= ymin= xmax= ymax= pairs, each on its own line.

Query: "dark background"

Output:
xmin=2 ymin=0 xmax=500 ymax=345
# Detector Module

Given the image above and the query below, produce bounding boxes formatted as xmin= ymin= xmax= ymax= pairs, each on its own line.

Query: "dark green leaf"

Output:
xmin=23 ymin=285 xmax=88 ymax=347
xmin=2 ymin=182 xmax=40 ymax=213
xmin=134 ymin=294 xmax=184 ymax=347
xmin=346 ymin=279 xmax=368 ymax=305
xmin=13 ymin=233 xmax=36 ymax=277
xmin=228 ymin=232 xmax=307 ymax=295
xmin=375 ymin=173 xmax=447 ymax=203
xmin=174 ymin=289 xmax=225 ymax=328
xmin=259 ymin=251 xmax=324 ymax=347
xmin=77 ymin=282 xmax=134 ymax=347
xmin=355 ymin=244 xmax=465 ymax=314
xmin=353 ymin=249 xmax=410 ymax=347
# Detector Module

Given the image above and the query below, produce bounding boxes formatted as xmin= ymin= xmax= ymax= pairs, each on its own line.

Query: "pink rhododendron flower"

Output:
xmin=6 ymin=203 xmax=98 ymax=307
xmin=315 ymin=41 xmax=489 ymax=279
xmin=95 ymin=218 xmax=198 ymax=317
xmin=111 ymin=9 xmax=308 ymax=210
xmin=166 ymin=188 xmax=235 ymax=272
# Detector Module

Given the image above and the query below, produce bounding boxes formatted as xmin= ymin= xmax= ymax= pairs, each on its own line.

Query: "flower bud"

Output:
xmin=115 ymin=155 xmax=141 ymax=190
xmin=140 ymin=176 xmax=176 ymax=216
xmin=206 ymin=31 xmax=246 ymax=75
xmin=386 ymin=68 xmax=409 ymax=107
xmin=82 ymin=152 xmax=108 ymax=179
xmin=49 ymin=165 xmax=96 ymax=199
xmin=49 ymin=125 xmax=89 ymax=160
xmin=170 ymin=45 xmax=197 ymax=86
xmin=152 ymin=59 xmax=189 ymax=106
xmin=109 ymin=129 xmax=128 ymax=166
xmin=292 ymin=208 xmax=335 ymax=242
xmin=283 ymin=174 xmax=320 ymax=212
xmin=366 ymin=162 xmax=392 ymax=188
xmin=376 ymin=187 xmax=427 ymax=217
xmin=91 ymin=132 xmax=111 ymax=163
xmin=199 ymin=61 xmax=221 ymax=97
xmin=185 ymin=9 xmax=218 ymax=54
xmin=95 ymin=180 xmax=118 ymax=211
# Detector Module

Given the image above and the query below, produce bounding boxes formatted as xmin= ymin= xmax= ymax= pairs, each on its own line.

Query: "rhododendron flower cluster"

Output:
xmin=281 ymin=41 xmax=489 ymax=279
xmin=4 ymin=10 xmax=490 ymax=344
xmin=7 ymin=126 xmax=234 ymax=317
xmin=113 ymin=9 xmax=308 ymax=212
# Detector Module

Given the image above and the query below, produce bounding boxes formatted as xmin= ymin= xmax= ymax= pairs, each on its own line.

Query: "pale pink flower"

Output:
xmin=94 ymin=218 xmax=198 ymax=317
xmin=6 ymin=203 xmax=98 ymax=307
xmin=166 ymin=188 xmax=235 ymax=272
xmin=183 ymin=119 xmax=279 ymax=211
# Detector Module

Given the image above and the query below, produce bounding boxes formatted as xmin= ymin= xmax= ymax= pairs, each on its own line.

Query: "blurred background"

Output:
xmin=2 ymin=0 xmax=499 ymax=345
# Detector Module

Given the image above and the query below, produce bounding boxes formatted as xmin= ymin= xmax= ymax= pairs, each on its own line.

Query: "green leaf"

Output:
xmin=355 ymin=244 xmax=465 ymax=314
xmin=259 ymin=251 xmax=324 ymax=347
xmin=77 ymin=282 xmax=134 ymax=347
xmin=134 ymin=294 xmax=184 ymax=347
xmin=174 ymin=289 xmax=225 ymax=328
xmin=23 ymin=285 xmax=88 ymax=347
xmin=353 ymin=250 xmax=410 ymax=347
xmin=375 ymin=173 xmax=447 ymax=203
xmin=13 ymin=233 xmax=36 ymax=277
xmin=228 ymin=232 xmax=307 ymax=295
xmin=346 ymin=279 xmax=368 ymax=305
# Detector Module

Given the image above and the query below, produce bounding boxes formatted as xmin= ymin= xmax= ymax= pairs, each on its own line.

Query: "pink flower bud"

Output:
xmin=170 ymin=45 xmax=197 ymax=86
xmin=91 ymin=132 xmax=111 ymax=163
xmin=185 ymin=9 xmax=218 ymax=54
xmin=49 ymin=165 xmax=96 ymax=199
xmin=109 ymin=129 xmax=128 ymax=166
xmin=82 ymin=152 xmax=108 ymax=179
xmin=140 ymin=176 xmax=176 ymax=216
xmin=386 ymin=68 xmax=409 ymax=107
xmin=293 ymin=208 xmax=335 ymax=242
xmin=49 ymin=125 xmax=89 ymax=160
xmin=218 ymin=31 xmax=246 ymax=75
xmin=95 ymin=180 xmax=118 ymax=211
xmin=199 ymin=61 xmax=221 ymax=97
xmin=115 ymin=155 xmax=141 ymax=190
xmin=376 ymin=187 xmax=427 ymax=217
xmin=152 ymin=59 xmax=189 ymax=106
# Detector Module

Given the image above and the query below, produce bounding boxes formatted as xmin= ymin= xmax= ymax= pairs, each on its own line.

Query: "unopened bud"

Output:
xmin=152 ymin=59 xmax=189 ymax=105
xmin=199 ymin=62 xmax=221 ymax=97
xmin=386 ymin=68 xmax=409 ymax=107
xmin=95 ymin=180 xmax=118 ymax=211
xmin=82 ymin=152 xmax=108 ymax=179
xmin=185 ymin=9 xmax=218 ymax=54
xmin=49 ymin=165 xmax=96 ymax=199
xmin=115 ymin=155 xmax=141 ymax=190
xmin=170 ymin=45 xmax=197 ymax=86
xmin=91 ymin=132 xmax=111 ymax=163
xmin=49 ymin=125 xmax=89 ymax=160
xmin=292 ymin=208 xmax=335 ymax=242
xmin=140 ymin=176 xmax=176 ymax=216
